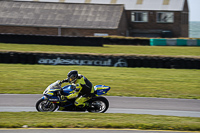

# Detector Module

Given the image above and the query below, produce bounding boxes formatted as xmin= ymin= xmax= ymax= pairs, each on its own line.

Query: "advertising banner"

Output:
xmin=37 ymin=56 xmax=128 ymax=67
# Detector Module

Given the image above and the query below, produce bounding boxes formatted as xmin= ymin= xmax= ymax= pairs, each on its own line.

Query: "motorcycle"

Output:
xmin=36 ymin=80 xmax=111 ymax=113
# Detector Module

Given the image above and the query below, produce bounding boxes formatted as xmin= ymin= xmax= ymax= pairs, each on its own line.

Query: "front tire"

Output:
xmin=36 ymin=98 xmax=58 ymax=112
xmin=87 ymin=97 xmax=109 ymax=113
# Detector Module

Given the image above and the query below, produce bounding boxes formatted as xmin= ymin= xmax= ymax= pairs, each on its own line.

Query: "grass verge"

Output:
xmin=0 ymin=43 xmax=200 ymax=57
xmin=0 ymin=64 xmax=200 ymax=99
xmin=0 ymin=112 xmax=200 ymax=131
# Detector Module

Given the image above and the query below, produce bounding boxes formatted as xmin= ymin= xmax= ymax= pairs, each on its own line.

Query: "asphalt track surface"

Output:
xmin=0 ymin=94 xmax=200 ymax=117
xmin=0 ymin=94 xmax=200 ymax=133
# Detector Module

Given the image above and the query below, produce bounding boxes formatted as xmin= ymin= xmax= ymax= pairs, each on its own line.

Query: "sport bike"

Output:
xmin=36 ymin=81 xmax=110 ymax=113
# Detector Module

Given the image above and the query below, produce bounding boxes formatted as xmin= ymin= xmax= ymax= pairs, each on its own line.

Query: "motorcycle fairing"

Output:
xmin=48 ymin=96 xmax=60 ymax=102
xmin=42 ymin=95 xmax=60 ymax=102
xmin=62 ymin=85 xmax=74 ymax=95
xmin=41 ymin=96 xmax=47 ymax=100
xmin=94 ymin=85 xmax=110 ymax=96
xmin=43 ymin=87 xmax=61 ymax=95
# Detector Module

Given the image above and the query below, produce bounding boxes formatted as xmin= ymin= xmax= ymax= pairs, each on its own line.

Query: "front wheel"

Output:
xmin=87 ymin=97 xmax=109 ymax=113
xmin=36 ymin=98 xmax=58 ymax=112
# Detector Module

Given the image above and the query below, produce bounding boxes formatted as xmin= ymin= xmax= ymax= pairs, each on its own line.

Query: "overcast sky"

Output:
xmin=188 ymin=0 xmax=200 ymax=21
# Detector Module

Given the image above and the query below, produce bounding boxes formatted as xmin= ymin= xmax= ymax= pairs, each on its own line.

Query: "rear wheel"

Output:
xmin=36 ymin=98 xmax=58 ymax=112
xmin=87 ymin=97 xmax=109 ymax=113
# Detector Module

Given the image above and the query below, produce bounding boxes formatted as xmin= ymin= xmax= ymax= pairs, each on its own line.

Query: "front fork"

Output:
xmin=41 ymin=96 xmax=53 ymax=108
xmin=42 ymin=95 xmax=60 ymax=108
xmin=44 ymin=101 xmax=51 ymax=108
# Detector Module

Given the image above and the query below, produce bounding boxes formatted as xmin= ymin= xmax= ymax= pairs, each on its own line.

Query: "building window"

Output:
xmin=157 ymin=12 xmax=174 ymax=23
xmin=163 ymin=0 xmax=170 ymax=5
xmin=110 ymin=0 xmax=117 ymax=4
xmin=136 ymin=0 xmax=143 ymax=4
xmin=131 ymin=12 xmax=148 ymax=22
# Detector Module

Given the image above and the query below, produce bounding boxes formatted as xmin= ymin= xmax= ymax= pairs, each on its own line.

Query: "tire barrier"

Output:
xmin=0 ymin=34 xmax=103 ymax=47
xmin=127 ymin=56 xmax=200 ymax=69
xmin=0 ymin=51 xmax=199 ymax=69
xmin=1 ymin=33 xmax=199 ymax=46
xmin=103 ymin=38 xmax=150 ymax=45
xmin=150 ymin=39 xmax=200 ymax=46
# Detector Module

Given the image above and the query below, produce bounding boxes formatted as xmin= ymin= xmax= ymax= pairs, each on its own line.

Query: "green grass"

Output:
xmin=0 ymin=64 xmax=199 ymax=99
xmin=0 ymin=112 xmax=200 ymax=131
xmin=1 ymin=43 xmax=200 ymax=131
xmin=0 ymin=43 xmax=200 ymax=57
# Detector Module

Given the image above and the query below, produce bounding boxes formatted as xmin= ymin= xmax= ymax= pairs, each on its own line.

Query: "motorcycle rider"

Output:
xmin=60 ymin=70 xmax=94 ymax=108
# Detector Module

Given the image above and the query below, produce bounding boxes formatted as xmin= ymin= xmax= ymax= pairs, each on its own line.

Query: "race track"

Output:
xmin=0 ymin=94 xmax=200 ymax=117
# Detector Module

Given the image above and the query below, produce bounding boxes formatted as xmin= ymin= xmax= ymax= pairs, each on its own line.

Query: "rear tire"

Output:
xmin=36 ymin=98 xmax=58 ymax=112
xmin=87 ymin=97 xmax=109 ymax=113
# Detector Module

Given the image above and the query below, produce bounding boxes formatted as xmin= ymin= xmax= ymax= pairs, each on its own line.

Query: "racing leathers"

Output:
xmin=61 ymin=74 xmax=94 ymax=107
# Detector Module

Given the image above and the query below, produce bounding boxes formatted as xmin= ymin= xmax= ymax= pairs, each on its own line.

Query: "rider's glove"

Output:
xmin=61 ymin=79 xmax=68 ymax=84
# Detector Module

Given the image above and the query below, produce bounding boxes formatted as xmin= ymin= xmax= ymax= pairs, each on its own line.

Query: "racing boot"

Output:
xmin=75 ymin=102 xmax=90 ymax=111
